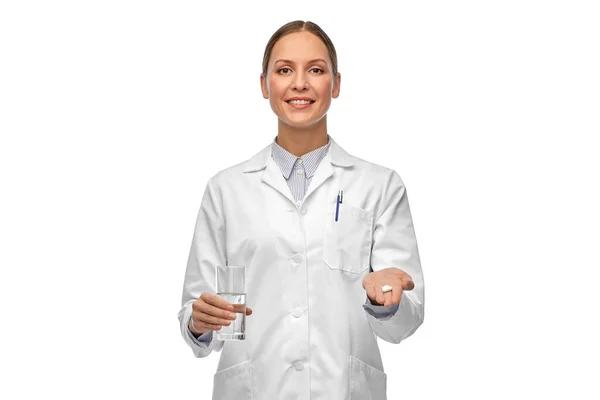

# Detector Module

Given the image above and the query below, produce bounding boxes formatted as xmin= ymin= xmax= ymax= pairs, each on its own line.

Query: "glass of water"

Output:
xmin=215 ymin=265 xmax=246 ymax=341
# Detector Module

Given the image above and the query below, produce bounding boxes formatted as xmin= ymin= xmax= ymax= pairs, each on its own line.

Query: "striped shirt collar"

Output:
xmin=242 ymin=135 xmax=353 ymax=174
xmin=271 ymin=135 xmax=332 ymax=179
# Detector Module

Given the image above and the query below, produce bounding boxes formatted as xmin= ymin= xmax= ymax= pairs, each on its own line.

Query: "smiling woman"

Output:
xmin=178 ymin=20 xmax=425 ymax=400
xmin=260 ymin=22 xmax=341 ymax=151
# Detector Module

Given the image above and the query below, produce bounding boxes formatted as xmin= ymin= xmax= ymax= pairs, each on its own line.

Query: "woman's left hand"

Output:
xmin=362 ymin=267 xmax=415 ymax=307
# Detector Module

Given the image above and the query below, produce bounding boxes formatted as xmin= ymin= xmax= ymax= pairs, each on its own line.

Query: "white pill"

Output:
xmin=382 ymin=285 xmax=392 ymax=293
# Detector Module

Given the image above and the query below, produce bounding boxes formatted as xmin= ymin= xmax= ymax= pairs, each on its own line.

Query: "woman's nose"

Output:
xmin=292 ymin=72 xmax=309 ymax=91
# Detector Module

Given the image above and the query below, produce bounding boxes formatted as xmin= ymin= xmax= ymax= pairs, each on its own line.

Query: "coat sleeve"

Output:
xmin=177 ymin=177 xmax=226 ymax=357
xmin=365 ymin=170 xmax=425 ymax=344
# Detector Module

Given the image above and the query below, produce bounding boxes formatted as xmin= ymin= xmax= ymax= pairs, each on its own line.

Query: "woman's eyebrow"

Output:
xmin=274 ymin=58 xmax=327 ymax=65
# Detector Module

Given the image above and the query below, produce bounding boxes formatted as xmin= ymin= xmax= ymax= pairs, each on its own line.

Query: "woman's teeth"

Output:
xmin=288 ymin=100 xmax=313 ymax=105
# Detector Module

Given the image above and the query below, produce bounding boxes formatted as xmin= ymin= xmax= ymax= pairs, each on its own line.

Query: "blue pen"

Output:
xmin=335 ymin=190 xmax=343 ymax=222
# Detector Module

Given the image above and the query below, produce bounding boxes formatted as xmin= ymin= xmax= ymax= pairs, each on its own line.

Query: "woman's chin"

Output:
xmin=279 ymin=114 xmax=326 ymax=128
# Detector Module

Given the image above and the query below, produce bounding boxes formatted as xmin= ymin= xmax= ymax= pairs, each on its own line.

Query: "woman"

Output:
xmin=178 ymin=20 xmax=424 ymax=400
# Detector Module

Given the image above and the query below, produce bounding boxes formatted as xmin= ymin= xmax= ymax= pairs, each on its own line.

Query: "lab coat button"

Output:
xmin=300 ymin=207 xmax=307 ymax=215
xmin=293 ymin=361 xmax=304 ymax=371
xmin=293 ymin=255 xmax=302 ymax=264
xmin=292 ymin=307 xmax=303 ymax=318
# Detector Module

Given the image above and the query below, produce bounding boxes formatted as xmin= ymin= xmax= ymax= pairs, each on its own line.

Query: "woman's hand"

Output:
xmin=189 ymin=292 xmax=253 ymax=335
xmin=362 ymin=267 xmax=414 ymax=308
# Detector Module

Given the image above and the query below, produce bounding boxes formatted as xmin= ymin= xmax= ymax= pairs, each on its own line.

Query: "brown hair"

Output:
xmin=261 ymin=20 xmax=338 ymax=78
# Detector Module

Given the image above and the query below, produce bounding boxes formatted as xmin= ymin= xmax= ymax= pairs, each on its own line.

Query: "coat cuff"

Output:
xmin=178 ymin=304 xmax=224 ymax=357
xmin=187 ymin=317 xmax=215 ymax=345
xmin=362 ymin=296 xmax=400 ymax=320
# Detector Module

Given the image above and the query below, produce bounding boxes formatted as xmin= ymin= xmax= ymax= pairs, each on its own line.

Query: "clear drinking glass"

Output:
xmin=215 ymin=265 xmax=246 ymax=341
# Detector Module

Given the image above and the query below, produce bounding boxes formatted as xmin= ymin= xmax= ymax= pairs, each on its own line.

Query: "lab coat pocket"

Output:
xmin=349 ymin=355 xmax=387 ymax=400
xmin=212 ymin=360 xmax=253 ymax=400
xmin=323 ymin=203 xmax=373 ymax=274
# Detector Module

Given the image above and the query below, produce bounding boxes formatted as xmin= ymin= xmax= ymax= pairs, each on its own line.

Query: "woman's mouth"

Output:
xmin=286 ymin=99 xmax=315 ymax=109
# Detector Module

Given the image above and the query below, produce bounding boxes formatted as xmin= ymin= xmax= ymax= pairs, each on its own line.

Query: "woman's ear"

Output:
xmin=332 ymin=72 xmax=341 ymax=99
xmin=260 ymin=74 xmax=269 ymax=99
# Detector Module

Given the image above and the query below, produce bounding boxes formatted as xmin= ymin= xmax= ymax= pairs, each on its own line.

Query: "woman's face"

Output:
xmin=261 ymin=31 xmax=341 ymax=129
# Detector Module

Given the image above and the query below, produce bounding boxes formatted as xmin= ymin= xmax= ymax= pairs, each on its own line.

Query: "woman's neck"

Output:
xmin=276 ymin=117 xmax=329 ymax=157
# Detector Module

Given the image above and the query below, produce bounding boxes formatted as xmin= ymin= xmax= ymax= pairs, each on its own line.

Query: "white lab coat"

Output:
xmin=178 ymin=136 xmax=424 ymax=400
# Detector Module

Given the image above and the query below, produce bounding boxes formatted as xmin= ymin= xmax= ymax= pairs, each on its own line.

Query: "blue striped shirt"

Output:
xmin=270 ymin=135 xmax=331 ymax=203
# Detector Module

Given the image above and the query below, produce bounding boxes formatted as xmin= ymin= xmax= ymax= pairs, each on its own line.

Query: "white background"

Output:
xmin=1 ymin=1 xmax=599 ymax=399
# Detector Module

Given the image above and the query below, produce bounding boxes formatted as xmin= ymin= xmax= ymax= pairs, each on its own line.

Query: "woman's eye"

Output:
xmin=310 ymin=68 xmax=324 ymax=74
xmin=278 ymin=67 xmax=291 ymax=74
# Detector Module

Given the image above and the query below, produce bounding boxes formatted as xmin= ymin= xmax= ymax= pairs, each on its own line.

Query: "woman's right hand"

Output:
xmin=189 ymin=292 xmax=253 ymax=335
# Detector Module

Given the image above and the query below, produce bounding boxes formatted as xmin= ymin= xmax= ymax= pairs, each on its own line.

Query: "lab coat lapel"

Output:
xmin=303 ymin=156 xmax=333 ymax=202
xmin=261 ymin=155 xmax=297 ymax=205
xmin=242 ymin=143 xmax=296 ymax=205
xmin=304 ymin=138 xmax=354 ymax=201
